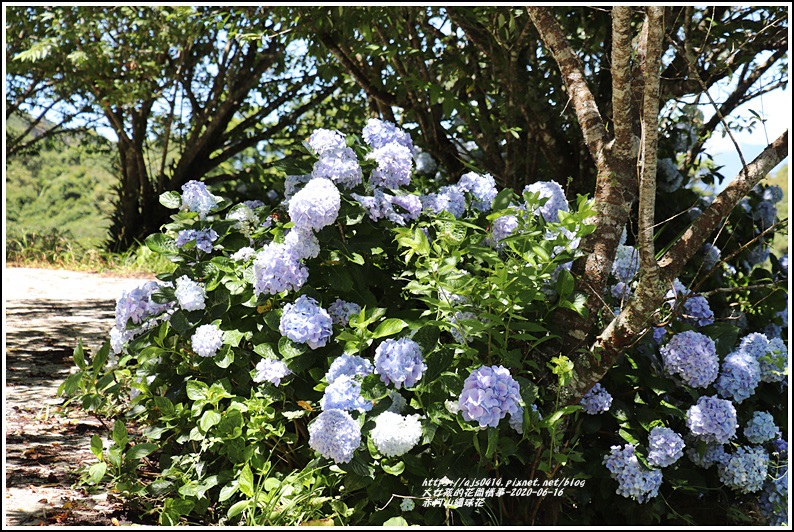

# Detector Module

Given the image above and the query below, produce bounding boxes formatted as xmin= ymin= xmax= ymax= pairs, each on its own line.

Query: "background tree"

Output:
xmin=6 ymin=6 xmax=336 ymax=250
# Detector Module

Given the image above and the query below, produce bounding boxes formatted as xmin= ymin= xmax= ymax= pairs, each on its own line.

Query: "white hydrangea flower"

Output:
xmin=370 ymin=411 xmax=423 ymax=457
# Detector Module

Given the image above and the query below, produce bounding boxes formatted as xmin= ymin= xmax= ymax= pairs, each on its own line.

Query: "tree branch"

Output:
xmin=609 ymin=6 xmax=634 ymax=158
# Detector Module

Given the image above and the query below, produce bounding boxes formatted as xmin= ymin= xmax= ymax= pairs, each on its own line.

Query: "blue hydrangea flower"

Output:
xmin=682 ymin=295 xmax=715 ymax=327
xmin=414 ymin=150 xmax=437 ymax=175
xmin=717 ymin=446 xmax=769 ymax=493
xmin=191 ymin=324 xmax=223 ymax=357
xmin=664 ymin=278 xmax=689 ymax=306
xmin=509 ymin=404 xmax=540 ymax=435
xmin=687 ymin=442 xmax=728 ymax=468
xmin=458 ymin=365 xmax=522 ymax=428
xmin=288 ymin=177 xmax=341 ymax=232
xmin=325 ymin=354 xmax=373 ymax=383
xmin=370 ymin=411 xmax=423 ymax=457
xmin=744 ymin=411 xmax=779 ymax=444
xmin=759 ymin=337 xmax=788 ymax=383
xmin=653 ymin=326 xmax=667 ymax=344
xmin=175 ymin=275 xmax=206 ymax=312
xmin=647 ymin=426 xmax=686 ymax=468
xmin=489 ymin=214 xmax=519 ymax=249
xmin=523 ymin=181 xmax=569 ymax=223
xmin=753 ymin=200 xmax=777 ymax=229
xmin=374 ymin=338 xmax=426 ymax=389
xmin=686 ymin=395 xmax=737 ymax=444
xmin=457 ymin=171 xmax=498 ymax=212
xmin=115 ymin=281 xmax=172 ymax=329
xmin=306 ymin=128 xmax=346 ymax=155
xmin=327 ymin=299 xmax=363 ymax=327
xmin=181 ymin=180 xmax=218 ymax=219
xmin=760 ymin=184 xmax=784 ymax=204
xmin=253 ymin=243 xmax=309 ymax=296
xmin=367 ymin=143 xmax=414 ymax=189
xmin=744 ymin=241 xmax=770 ymax=268
xmin=279 ymin=295 xmax=333 ymax=350
xmin=362 ymin=118 xmax=413 ymax=151
xmin=703 ymin=243 xmax=721 ymax=270
xmin=400 ymin=498 xmax=415 ymax=512
xmin=320 ymin=375 xmax=373 ymax=412
xmin=611 ymin=281 xmax=632 ymax=302
xmin=439 ymin=286 xmax=469 ymax=306
xmin=759 ymin=467 xmax=789 ymax=526
xmin=176 ymin=228 xmax=219 ymax=253
xmin=244 ymin=199 xmax=265 ymax=209
xmin=603 ymin=444 xmax=664 ymax=503
xmin=740 ymin=332 xmax=769 ymax=359
xmin=449 ymin=311 xmax=477 ymax=344
xmin=612 ymin=245 xmax=639 ymax=284
xmin=352 ymin=189 xmax=422 ymax=226
xmin=660 ymin=331 xmax=719 ymax=388
xmin=657 ymin=158 xmax=683 ymax=193
xmin=283 ymin=228 xmax=320 ymax=261
xmin=389 ymin=194 xmax=423 ymax=221
xmin=253 ymin=359 xmax=292 ymax=386
xmin=580 ymin=383 xmax=613 ymax=414
xmin=312 ymin=147 xmax=363 ymax=189
xmin=714 ymin=350 xmax=761 ymax=403
xmin=421 ymin=185 xmax=467 ymax=218
xmin=308 ymin=409 xmax=361 ymax=464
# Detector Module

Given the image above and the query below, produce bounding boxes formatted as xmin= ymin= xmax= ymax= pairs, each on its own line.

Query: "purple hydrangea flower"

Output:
xmin=523 ymin=180 xmax=569 ymax=223
xmin=253 ymin=243 xmax=309 ymax=296
xmin=191 ymin=324 xmax=223 ymax=357
xmin=362 ymin=118 xmax=413 ymax=151
xmin=682 ymin=295 xmax=715 ymax=327
xmin=753 ymin=200 xmax=777 ymax=229
xmin=283 ymin=228 xmax=320 ymax=261
xmin=457 ymin=171 xmax=498 ymax=212
xmin=327 ymin=299 xmax=363 ymax=327
xmin=580 ymin=383 xmax=613 ymax=414
xmin=325 ymin=354 xmax=373 ymax=384
xmin=744 ymin=411 xmax=779 ymax=444
xmin=686 ymin=395 xmax=737 ymax=444
xmin=176 ymin=228 xmax=219 ymax=253
xmin=253 ymin=359 xmax=292 ymax=386
xmin=647 ymin=426 xmax=686 ymax=468
xmin=703 ymin=243 xmax=721 ymax=270
xmin=374 ymin=338 xmax=426 ymax=389
xmin=115 ymin=281 xmax=172 ymax=329
xmin=367 ymin=143 xmax=414 ymax=189
xmin=612 ymin=245 xmax=639 ymax=284
xmin=181 ymin=180 xmax=218 ymax=219
xmin=312 ymin=147 xmax=363 ymax=189
xmin=175 ymin=275 xmax=206 ymax=312
xmin=603 ymin=444 xmax=663 ymax=503
xmin=279 ymin=295 xmax=333 ymax=350
xmin=714 ymin=350 xmax=761 ymax=403
xmin=759 ymin=337 xmax=788 ymax=383
xmin=458 ymin=365 xmax=522 ymax=428
xmin=761 ymin=185 xmax=784 ymax=204
xmin=660 ymin=331 xmax=719 ymax=388
xmin=284 ymin=174 xmax=313 ymax=200
xmin=489 ymin=214 xmax=519 ymax=249
xmin=421 ymin=185 xmax=466 ymax=218
xmin=352 ymin=190 xmax=422 ymax=226
xmin=687 ymin=442 xmax=728 ymax=468
xmin=308 ymin=409 xmax=361 ymax=464
xmin=288 ymin=177 xmax=341 ymax=232
xmin=717 ymin=446 xmax=769 ymax=493
xmin=759 ymin=467 xmax=788 ymax=526
xmin=320 ymin=375 xmax=373 ymax=412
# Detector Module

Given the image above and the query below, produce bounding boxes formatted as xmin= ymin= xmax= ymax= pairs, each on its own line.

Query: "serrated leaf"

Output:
xmin=278 ymin=336 xmax=308 ymax=359
xmin=160 ymin=190 xmax=182 ymax=209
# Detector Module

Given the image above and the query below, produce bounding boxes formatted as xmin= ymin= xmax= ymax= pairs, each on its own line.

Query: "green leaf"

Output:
xmin=145 ymin=233 xmax=178 ymax=255
xmin=186 ymin=380 xmax=208 ymax=401
xmin=214 ymin=346 xmax=234 ymax=368
xmin=485 ymin=427 xmax=499 ymax=459
xmin=239 ymin=463 xmax=255 ymax=497
xmin=360 ymin=374 xmax=389 ymax=401
xmin=372 ymin=318 xmax=408 ymax=339
xmin=159 ymin=190 xmax=182 ymax=209
xmin=222 ymin=329 xmax=246 ymax=347
xmin=90 ymin=434 xmax=104 ymax=460
xmin=87 ymin=462 xmax=107 ymax=484
xmin=73 ymin=339 xmax=86 ymax=369
xmin=219 ymin=482 xmax=238 ymax=503
xmin=618 ymin=428 xmax=640 ymax=446
xmin=227 ymin=500 xmax=251 ymax=519
xmin=57 ymin=373 xmax=82 ymax=398
xmin=199 ymin=409 xmax=222 ymax=432
xmin=381 ymin=460 xmax=405 ymax=475
xmin=112 ymin=419 xmax=129 ymax=447
xmin=127 ymin=443 xmax=158 ymax=461
xmin=92 ymin=341 xmax=109 ymax=372
xmin=412 ymin=325 xmax=440 ymax=354
xmin=383 ymin=516 xmax=409 ymax=526
xmin=278 ymin=336 xmax=308 ymax=359
xmin=491 ymin=188 xmax=516 ymax=211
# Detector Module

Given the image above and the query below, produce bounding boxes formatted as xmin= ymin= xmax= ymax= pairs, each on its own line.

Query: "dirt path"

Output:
xmin=4 ymin=268 xmax=154 ymax=526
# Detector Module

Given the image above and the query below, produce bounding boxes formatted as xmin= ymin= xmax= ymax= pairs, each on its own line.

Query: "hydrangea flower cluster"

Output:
xmin=288 ymin=177 xmax=341 ymax=232
xmin=714 ymin=350 xmax=761 ymax=403
xmin=759 ymin=337 xmax=788 ymax=383
xmin=603 ymin=444 xmax=664 ymax=503
xmin=306 ymin=128 xmax=346 ymax=155
xmin=175 ymin=275 xmax=206 ymax=311
xmin=327 ymin=299 xmax=363 ymax=327
xmin=279 ymin=295 xmax=332 ymax=350
xmin=702 ymin=243 xmax=721 ymax=270
xmin=753 ymin=200 xmax=777 ymax=229
xmin=458 ymin=365 xmax=522 ymax=428
xmin=400 ymin=498 xmax=415 ymax=512
xmin=181 ymin=180 xmax=217 ymax=219
xmin=681 ymin=295 xmax=715 ymax=327
xmin=449 ymin=311 xmax=477 ymax=344
xmin=660 ymin=331 xmax=719 ymax=388
xmin=656 ymin=158 xmax=684 ymax=193
xmin=523 ymin=181 xmax=569 ymax=223
xmin=320 ymin=375 xmax=373 ymax=412
xmin=374 ymin=338 xmax=426 ymax=389
xmin=686 ymin=395 xmax=737 ymax=444
xmin=647 ymin=427 xmax=686 ymax=468
xmin=176 ymin=228 xmax=219 ymax=253
xmin=743 ymin=240 xmax=770 ymax=269
xmin=352 ymin=189 xmax=422 ymax=226
xmin=612 ymin=245 xmax=639 ymax=284
xmin=421 ymin=185 xmax=466 ymax=218
xmin=362 ymin=118 xmax=413 ymax=151
xmin=717 ymin=446 xmax=769 ymax=493
xmin=308 ymin=409 xmax=361 ymax=464
xmin=325 ymin=354 xmax=373 ymax=383
xmin=367 ymin=143 xmax=414 ymax=189
xmin=744 ymin=411 xmax=779 ymax=444
xmin=191 ymin=324 xmax=223 ymax=358
xmin=370 ymin=411 xmax=423 ymax=457
xmin=760 ymin=184 xmax=784 ymax=204
xmin=253 ymin=359 xmax=292 ymax=386
xmin=253 ymin=243 xmax=308 ymax=296
xmin=580 ymin=383 xmax=613 ymax=414
xmin=311 ymin=145 xmax=362 ymax=189
xmin=687 ymin=442 xmax=728 ymax=468
xmin=759 ymin=467 xmax=789 ymax=526
xmin=457 ymin=172 xmax=497 ymax=212
xmin=489 ymin=214 xmax=519 ymax=248
xmin=111 ymin=281 xmax=173 ymax=354
xmin=283 ymin=228 xmax=320 ymax=261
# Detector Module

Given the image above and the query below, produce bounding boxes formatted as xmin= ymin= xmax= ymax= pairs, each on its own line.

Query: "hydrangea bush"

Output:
xmin=61 ymin=120 xmax=788 ymax=526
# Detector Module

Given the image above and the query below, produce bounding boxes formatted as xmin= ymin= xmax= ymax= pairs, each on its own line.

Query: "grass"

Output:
xmin=6 ymin=228 xmax=175 ymax=277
